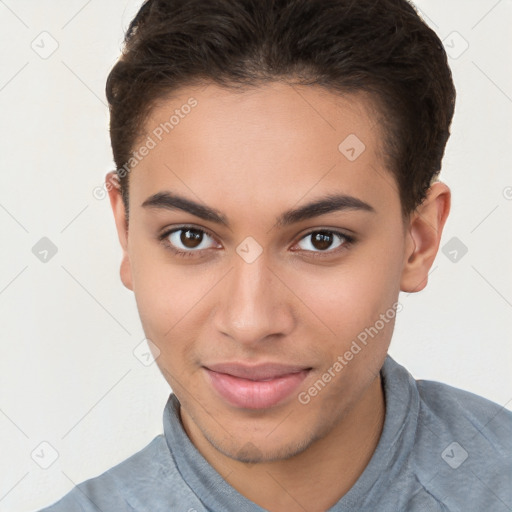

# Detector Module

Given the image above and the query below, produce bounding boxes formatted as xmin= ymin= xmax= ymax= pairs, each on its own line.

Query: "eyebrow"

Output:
xmin=141 ymin=191 xmax=375 ymax=228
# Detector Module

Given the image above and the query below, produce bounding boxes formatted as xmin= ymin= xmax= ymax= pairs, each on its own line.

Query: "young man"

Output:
xmin=39 ymin=0 xmax=512 ymax=510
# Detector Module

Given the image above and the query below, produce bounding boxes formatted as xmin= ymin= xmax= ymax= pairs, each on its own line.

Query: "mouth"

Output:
xmin=203 ymin=362 xmax=312 ymax=410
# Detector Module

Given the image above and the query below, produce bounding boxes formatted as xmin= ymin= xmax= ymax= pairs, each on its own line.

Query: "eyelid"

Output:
xmin=296 ymin=226 xmax=355 ymax=240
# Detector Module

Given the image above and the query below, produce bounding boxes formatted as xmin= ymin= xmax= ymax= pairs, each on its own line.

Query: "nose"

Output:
xmin=213 ymin=253 xmax=295 ymax=346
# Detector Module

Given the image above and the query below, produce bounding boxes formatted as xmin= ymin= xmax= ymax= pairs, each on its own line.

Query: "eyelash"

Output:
xmin=158 ymin=225 xmax=356 ymax=259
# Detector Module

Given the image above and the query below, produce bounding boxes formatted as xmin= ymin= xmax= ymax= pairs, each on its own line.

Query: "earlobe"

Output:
xmin=106 ymin=171 xmax=134 ymax=291
xmin=119 ymin=254 xmax=134 ymax=291
xmin=400 ymin=181 xmax=451 ymax=293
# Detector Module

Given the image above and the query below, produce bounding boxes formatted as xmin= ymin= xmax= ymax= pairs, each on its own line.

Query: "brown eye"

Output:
xmin=180 ymin=228 xmax=204 ymax=248
xmin=296 ymin=230 xmax=353 ymax=254
xmin=163 ymin=227 xmax=217 ymax=253
xmin=310 ymin=231 xmax=335 ymax=251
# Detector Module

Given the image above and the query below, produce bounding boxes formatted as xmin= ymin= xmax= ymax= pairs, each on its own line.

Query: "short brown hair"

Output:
xmin=106 ymin=0 xmax=456 ymax=220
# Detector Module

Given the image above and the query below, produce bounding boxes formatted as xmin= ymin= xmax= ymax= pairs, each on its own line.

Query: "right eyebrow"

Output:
xmin=141 ymin=192 xmax=229 ymax=227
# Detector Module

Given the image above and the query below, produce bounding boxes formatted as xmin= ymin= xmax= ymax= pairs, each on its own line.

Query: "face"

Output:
xmin=112 ymin=82 xmax=412 ymax=463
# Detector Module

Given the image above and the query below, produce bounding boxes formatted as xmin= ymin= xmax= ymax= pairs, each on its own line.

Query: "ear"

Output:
xmin=400 ymin=181 xmax=451 ymax=293
xmin=106 ymin=171 xmax=133 ymax=291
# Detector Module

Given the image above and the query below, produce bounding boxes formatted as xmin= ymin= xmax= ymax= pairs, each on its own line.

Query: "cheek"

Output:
xmin=129 ymin=245 xmax=208 ymax=345
xmin=133 ymin=272 xmax=203 ymax=383
xmin=289 ymin=239 xmax=403 ymax=345
xmin=132 ymin=270 xmax=176 ymax=338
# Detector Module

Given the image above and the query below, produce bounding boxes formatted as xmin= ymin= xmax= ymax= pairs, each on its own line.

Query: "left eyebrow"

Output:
xmin=274 ymin=193 xmax=376 ymax=228
xmin=141 ymin=191 xmax=376 ymax=229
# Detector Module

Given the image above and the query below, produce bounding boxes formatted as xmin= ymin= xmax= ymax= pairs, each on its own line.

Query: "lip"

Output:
xmin=204 ymin=363 xmax=311 ymax=409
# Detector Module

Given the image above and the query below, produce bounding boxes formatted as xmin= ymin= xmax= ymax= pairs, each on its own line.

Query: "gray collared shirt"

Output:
xmin=36 ymin=355 xmax=512 ymax=511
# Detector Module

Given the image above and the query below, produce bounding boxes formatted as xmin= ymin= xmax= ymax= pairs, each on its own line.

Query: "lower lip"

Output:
xmin=204 ymin=368 xmax=310 ymax=410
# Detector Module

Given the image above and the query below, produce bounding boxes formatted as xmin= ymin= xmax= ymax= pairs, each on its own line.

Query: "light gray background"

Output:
xmin=0 ymin=1 xmax=511 ymax=511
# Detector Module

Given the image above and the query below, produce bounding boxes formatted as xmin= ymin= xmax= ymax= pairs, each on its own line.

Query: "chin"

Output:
xmin=204 ymin=425 xmax=321 ymax=464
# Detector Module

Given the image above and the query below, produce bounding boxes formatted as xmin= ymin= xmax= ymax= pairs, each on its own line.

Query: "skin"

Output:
xmin=107 ymin=82 xmax=450 ymax=511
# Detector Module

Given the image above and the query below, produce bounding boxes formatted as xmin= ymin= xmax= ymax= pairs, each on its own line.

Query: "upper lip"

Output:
xmin=204 ymin=363 xmax=311 ymax=381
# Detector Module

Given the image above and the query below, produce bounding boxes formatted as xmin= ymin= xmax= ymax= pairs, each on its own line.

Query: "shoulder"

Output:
xmin=416 ymin=377 xmax=512 ymax=450
xmin=410 ymin=377 xmax=512 ymax=510
xmin=36 ymin=434 xmax=201 ymax=512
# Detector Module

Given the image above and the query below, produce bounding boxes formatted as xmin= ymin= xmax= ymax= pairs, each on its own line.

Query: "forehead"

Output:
xmin=129 ymin=82 xmax=399 ymax=221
